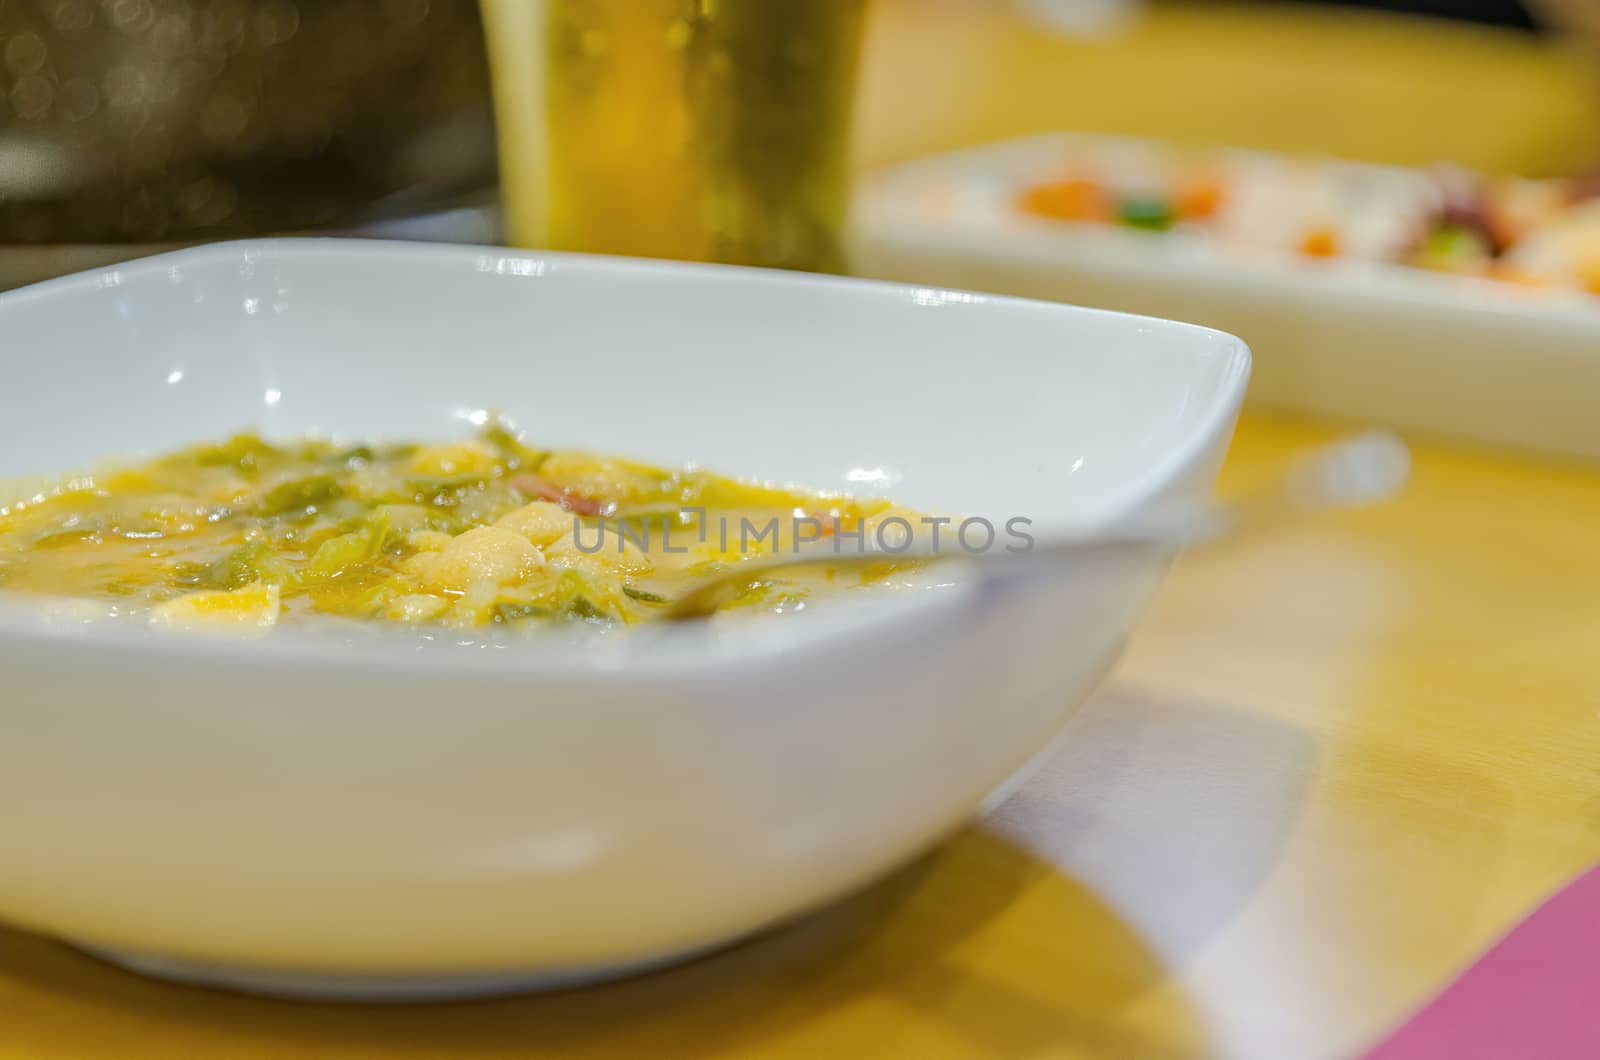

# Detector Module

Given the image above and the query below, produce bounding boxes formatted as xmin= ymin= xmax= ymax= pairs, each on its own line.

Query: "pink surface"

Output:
xmin=1363 ymin=862 xmax=1600 ymax=1059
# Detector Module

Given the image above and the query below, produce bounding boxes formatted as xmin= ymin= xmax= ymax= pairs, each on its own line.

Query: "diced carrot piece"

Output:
xmin=1579 ymin=258 xmax=1600 ymax=296
xmin=1485 ymin=262 xmax=1547 ymax=288
xmin=1176 ymin=176 xmax=1226 ymax=221
xmin=1484 ymin=205 xmax=1522 ymax=255
xmin=1018 ymin=178 xmax=1112 ymax=223
xmin=1300 ymin=226 xmax=1339 ymax=258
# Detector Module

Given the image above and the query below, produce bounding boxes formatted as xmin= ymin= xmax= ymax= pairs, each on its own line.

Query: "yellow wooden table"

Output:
xmin=2 ymin=416 xmax=1597 ymax=1059
xmin=854 ymin=0 xmax=1600 ymax=176
xmin=5 ymin=5 xmax=1600 ymax=1059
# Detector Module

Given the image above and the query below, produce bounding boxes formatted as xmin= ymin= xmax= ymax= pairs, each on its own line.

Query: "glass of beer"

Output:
xmin=481 ymin=0 xmax=869 ymax=274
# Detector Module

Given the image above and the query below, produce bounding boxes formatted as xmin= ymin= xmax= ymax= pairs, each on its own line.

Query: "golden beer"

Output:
xmin=483 ymin=0 xmax=867 ymax=272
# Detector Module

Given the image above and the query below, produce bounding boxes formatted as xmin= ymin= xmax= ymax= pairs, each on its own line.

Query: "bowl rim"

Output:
xmin=0 ymin=238 xmax=1251 ymax=669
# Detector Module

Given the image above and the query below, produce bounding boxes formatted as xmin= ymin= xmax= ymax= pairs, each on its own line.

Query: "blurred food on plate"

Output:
xmin=1010 ymin=140 xmax=1600 ymax=296
xmin=853 ymin=130 xmax=1600 ymax=459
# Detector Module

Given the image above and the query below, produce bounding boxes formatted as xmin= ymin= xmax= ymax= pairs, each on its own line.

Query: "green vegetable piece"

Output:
xmin=1422 ymin=223 xmax=1489 ymax=261
xmin=306 ymin=533 xmax=372 ymax=580
xmin=622 ymin=586 xmax=668 ymax=604
xmin=374 ymin=443 xmax=419 ymax=462
xmin=494 ymin=602 xmax=553 ymax=623
xmin=192 ymin=433 xmax=281 ymax=474
xmin=406 ymin=475 xmax=491 ymax=492
xmin=233 ymin=542 xmax=294 ymax=587
xmin=559 ymin=568 xmax=593 ymax=599
xmin=257 ymin=474 xmax=342 ymax=516
xmin=1117 ymin=199 xmax=1168 ymax=227
xmin=365 ymin=508 xmax=393 ymax=554
xmin=169 ymin=561 xmax=211 ymax=588
xmin=370 ymin=503 xmax=461 ymax=538
xmin=172 ymin=541 xmax=292 ymax=591
xmin=567 ymin=595 xmax=608 ymax=620
xmin=1117 ymin=197 xmax=1174 ymax=231
xmin=305 ymin=510 xmax=391 ymax=580
xmin=406 ymin=476 xmax=490 ymax=508
xmin=536 ymin=569 xmax=615 ymax=622
xmin=329 ymin=445 xmax=376 ymax=467
xmin=481 ymin=421 xmax=550 ymax=472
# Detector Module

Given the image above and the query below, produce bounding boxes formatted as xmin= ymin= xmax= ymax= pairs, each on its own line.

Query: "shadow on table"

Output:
xmin=0 ymin=686 xmax=1313 ymax=1059
xmin=0 ymin=835 xmax=1197 ymax=1059
xmin=984 ymin=683 xmax=1321 ymax=965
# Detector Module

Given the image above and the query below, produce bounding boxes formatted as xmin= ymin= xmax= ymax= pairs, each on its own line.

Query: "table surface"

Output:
xmin=5 ymin=5 xmax=1600 ymax=1059
xmin=853 ymin=0 xmax=1600 ymax=177
xmin=4 ymin=416 xmax=1597 ymax=1060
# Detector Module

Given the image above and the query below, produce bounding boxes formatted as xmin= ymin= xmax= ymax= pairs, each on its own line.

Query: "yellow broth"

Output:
xmin=0 ymin=425 xmax=916 ymax=632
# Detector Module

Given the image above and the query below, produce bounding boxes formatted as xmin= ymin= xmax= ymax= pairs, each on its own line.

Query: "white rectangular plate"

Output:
xmin=851 ymin=134 xmax=1600 ymax=460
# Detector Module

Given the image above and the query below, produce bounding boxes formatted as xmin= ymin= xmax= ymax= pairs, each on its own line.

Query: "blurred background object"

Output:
xmin=1307 ymin=0 xmax=1536 ymax=27
xmin=846 ymin=1 xmax=1600 ymax=459
xmin=3 ymin=0 xmax=1600 ymax=282
xmin=484 ymin=0 xmax=867 ymax=272
xmin=853 ymin=0 xmax=1600 ymax=177
xmin=1014 ymin=0 xmax=1144 ymax=36
xmin=1529 ymin=0 xmax=1600 ymax=55
xmin=0 ymin=0 xmax=495 ymax=246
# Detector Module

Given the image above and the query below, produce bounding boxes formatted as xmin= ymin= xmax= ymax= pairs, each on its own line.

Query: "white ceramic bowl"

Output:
xmin=0 ymin=239 xmax=1249 ymax=1000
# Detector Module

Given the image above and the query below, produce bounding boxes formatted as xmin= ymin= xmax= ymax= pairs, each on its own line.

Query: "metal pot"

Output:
xmin=0 ymin=0 xmax=496 ymax=245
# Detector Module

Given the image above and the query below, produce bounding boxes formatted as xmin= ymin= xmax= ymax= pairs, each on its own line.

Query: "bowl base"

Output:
xmin=77 ymin=941 xmax=722 ymax=1003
